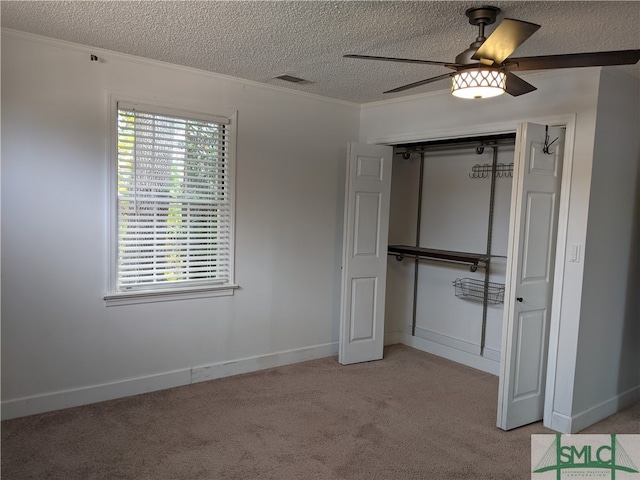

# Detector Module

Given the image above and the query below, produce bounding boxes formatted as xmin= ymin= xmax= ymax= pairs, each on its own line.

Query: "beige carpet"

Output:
xmin=2 ymin=345 xmax=638 ymax=479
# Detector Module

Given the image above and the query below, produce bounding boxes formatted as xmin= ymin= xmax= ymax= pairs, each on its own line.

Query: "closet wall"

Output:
xmin=385 ymin=143 xmax=514 ymax=374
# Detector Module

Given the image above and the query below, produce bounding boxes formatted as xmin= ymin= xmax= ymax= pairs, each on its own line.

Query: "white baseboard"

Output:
xmin=410 ymin=325 xmax=501 ymax=363
xmin=398 ymin=331 xmax=500 ymax=376
xmin=1 ymin=368 xmax=192 ymax=421
xmin=546 ymin=385 xmax=640 ymax=433
xmin=568 ymin=385 xmax=640 ymax=433
xmin=190 ymin=342 xmax=338 ymax=383
xmin=413 ymin=325 xmax=480 ymax=356
xmin=482 ymin=346 xmax=501 ymax=363
xmin=547 ymin=410 xmax=573 ymax=434
xmin=1 ymin=342 xmax=339 ymax=420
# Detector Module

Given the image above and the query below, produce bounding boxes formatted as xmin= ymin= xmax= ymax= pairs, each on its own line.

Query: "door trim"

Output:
xmin=541 ymin=116 xmax=576 ymax=431
xmin=369 ymin=114 xmax=576 ymax=431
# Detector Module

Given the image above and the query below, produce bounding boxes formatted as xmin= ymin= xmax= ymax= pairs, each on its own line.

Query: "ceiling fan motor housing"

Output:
xmin=455 ymin=41 xmax=485 ymax=65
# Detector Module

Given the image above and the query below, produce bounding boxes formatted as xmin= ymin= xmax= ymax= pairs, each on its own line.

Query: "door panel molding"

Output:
xmin=353 ymin=192 xmax=382 ymax=257
xmin=513 ymin=309 xmax=547 ymax=400
xmin=350 ymin=277 xmax=377 ymax=342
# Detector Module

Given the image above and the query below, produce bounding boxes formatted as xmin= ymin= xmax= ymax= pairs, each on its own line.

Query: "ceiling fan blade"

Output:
xmin=505 ymin=73 xmax=537 ymax=96
xmin=384 ymin=73 xmax=454 ymax=94
xmin=344 ymin=54 xmax=460 ymax=69
xmin=505 ymin=49 xmax=640 ymax=71
xmin=472 ymin=19 xmax=541 ymax=65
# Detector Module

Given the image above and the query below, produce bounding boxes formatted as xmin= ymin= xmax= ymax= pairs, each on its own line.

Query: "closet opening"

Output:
xmin=385 ymin=133 xmax=517 ymax=375
xmin=339 ymin=122 xmax=568 ymax=429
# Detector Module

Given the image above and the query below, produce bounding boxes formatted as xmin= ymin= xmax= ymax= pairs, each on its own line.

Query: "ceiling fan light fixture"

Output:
xmin=451 ymin=69 xmax=506 ymax=99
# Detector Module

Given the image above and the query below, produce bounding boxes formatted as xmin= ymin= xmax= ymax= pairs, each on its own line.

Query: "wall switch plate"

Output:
xmin=569 ymin=244 xmax=581 ymax=263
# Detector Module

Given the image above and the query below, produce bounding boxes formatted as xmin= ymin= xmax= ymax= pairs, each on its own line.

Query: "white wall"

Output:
xmin=571 ymin=68 xmax=640 ymax=430
xmin=360 ymin=68 xmax=617 ymax=431
xmin=1 ymin=31 xmax=360 ymax=419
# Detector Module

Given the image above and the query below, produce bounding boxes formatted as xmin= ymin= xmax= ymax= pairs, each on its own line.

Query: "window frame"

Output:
xmin=105 ymin=95 xmax=238 ymax=306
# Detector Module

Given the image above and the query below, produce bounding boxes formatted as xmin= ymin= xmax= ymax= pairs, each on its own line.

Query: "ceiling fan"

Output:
xmin=345 ymin=5 xmax=640 ymax=98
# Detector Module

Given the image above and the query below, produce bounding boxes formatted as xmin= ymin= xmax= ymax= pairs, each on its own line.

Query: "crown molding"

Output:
xmin=1 ymin=28 xmax=361 ymax=110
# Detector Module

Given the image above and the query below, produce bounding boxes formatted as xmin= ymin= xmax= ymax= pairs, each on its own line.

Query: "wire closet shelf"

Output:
xmin=453 ymin=277 xmax=505 ymax=305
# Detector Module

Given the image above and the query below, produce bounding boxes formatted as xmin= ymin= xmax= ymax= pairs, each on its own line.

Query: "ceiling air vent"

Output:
xmin=274 ymin=74 xmax=313 ymax=85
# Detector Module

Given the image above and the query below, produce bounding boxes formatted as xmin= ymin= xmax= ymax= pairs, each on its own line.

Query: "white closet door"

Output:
xmin=497 ymin=123 xmax=565 ymax=430
xmin=339 ymin=143 xmax=393 ymax=365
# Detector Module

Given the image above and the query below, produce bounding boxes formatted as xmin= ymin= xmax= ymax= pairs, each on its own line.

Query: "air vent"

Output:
xmin=274 ymin=74 xmax=313 ymax=84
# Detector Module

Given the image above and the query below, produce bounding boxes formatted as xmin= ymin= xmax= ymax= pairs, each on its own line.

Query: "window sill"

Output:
xmin=104 ymin=284 xmax=239 ymax=307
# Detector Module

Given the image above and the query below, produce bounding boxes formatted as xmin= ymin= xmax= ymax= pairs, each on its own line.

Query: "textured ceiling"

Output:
xmin=2 ymin=1 xmax=639 ymax=103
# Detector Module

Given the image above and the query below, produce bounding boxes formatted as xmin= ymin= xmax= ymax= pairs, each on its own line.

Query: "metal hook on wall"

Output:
xmin=543 ymin=125 xmax=559 ymax=155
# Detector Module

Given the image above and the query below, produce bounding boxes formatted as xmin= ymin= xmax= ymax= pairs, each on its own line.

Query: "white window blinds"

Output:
xmin=116 ymin=103 xmax=233 ymax=291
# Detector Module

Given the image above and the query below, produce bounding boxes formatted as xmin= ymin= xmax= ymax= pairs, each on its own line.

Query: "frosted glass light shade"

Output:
xmin=451 ymin=70 xmax=506 ymax=99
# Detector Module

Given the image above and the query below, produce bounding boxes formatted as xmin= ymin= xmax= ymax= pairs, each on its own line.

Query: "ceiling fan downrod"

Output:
xmin=455 ymin=6 xmax=501 ymax=65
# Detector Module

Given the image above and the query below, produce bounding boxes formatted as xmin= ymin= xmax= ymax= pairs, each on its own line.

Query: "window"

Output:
xmin=106 ymin=100 xmax=237 ymax=305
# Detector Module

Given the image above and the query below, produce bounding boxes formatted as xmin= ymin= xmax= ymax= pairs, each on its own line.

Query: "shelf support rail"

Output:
xmin=411 ymin=153 xmax=425 ymax=337
xmin=480 ymin=146 xmax=499 ymax=356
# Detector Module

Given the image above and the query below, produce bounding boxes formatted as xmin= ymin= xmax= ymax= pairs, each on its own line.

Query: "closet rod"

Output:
xmin=394 ymin=135 xmax=515 ymax=156
xmin=394 ymin=132 xmax=515 ymax=150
